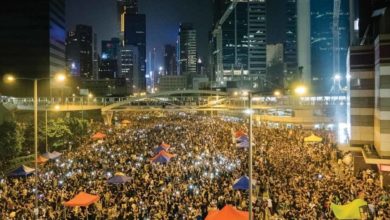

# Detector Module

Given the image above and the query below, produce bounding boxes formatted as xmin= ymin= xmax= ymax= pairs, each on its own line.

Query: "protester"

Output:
xmin=0 ymin=112 xmax=388 ymax=219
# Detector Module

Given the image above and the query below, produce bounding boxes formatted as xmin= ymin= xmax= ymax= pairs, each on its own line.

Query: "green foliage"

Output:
xmin=47 ymin=118 xmax=72 ymax=150
xmin=0 ymin=121 xmax=24 ymax=167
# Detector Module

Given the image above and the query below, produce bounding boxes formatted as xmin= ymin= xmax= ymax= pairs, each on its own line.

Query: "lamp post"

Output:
xmin=248 ymin=92 xmax=253 ymax=220
xmin=5 ymin=73 xmax=66 ymax=219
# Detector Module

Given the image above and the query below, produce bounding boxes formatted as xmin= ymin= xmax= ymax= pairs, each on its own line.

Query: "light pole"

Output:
xmin=5 ymin=73 xmax=66 ymax=219
xmin=248 ymin=92 xmax=253 ymax=220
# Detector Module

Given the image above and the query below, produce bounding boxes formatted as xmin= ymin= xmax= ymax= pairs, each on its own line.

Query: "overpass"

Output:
xmin=1 ymin=90 xmax=347 ymax=126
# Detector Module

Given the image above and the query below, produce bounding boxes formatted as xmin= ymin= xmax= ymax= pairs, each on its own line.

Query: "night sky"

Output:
xmin=66 ymin=0 xmax=213 ymax=68
xmin=66 ymin=0 xmax=284 ymax=68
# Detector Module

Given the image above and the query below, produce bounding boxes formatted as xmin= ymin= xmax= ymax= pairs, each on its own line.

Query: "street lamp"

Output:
xmin=274 ymin=90 xmax=281 ymax=97
xmin=5 ymin=73 xmax=66 ymax=219
xmin=294 ymin=85 xmax=307 ymax=96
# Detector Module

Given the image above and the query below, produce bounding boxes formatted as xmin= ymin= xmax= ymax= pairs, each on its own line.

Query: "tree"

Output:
xmin=47 ymin=118 xmax=72 ymax=150
xmin=0 ymin=121 xmax=24 ymax=166
xmin=64 ymin=117 xmax=88 ymax=146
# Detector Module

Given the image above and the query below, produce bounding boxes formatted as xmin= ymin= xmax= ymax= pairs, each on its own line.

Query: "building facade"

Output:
xmin=164 ymin=44 xmax=177 ymax=75
xmin=124 ymin=14 xmax=146 ymax=91
xmin=348 ymin=0 xmax=390 ymax=156
xmin=66 ymin=25 xmax=93 ymax=79
xmin=0 ymin=0 xmax=66 ymax=96
xmin=178 ymin=23 xmax=197 ymax=75
xmin=211 ymin=0 xmax=267 ymax=90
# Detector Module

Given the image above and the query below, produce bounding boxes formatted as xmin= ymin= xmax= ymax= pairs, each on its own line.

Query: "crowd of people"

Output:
xmin=0 ymin=112 xmax=389 ymax=219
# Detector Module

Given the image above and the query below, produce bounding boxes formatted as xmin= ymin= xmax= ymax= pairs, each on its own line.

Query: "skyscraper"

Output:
xmin=284 ymin=0 xmax=298 ymax=77
xmin=178 ymin=23 xmax=197 ymax=74
xmin=211 ymin=0 xmax=267 ymax=90
xmin=0 ymin=0 xmax=66 ymax=96
xmin=124 ymin=9 xmax=146 ymax=91
xmin=310 ymin=0 xmax=350 ymax=94
xmin=102 ymin=38 xmax=121 ymax=60
xmin=164 ymin=45 xmax=177 ymax=75
xmin=66 ymin=25 xmax=93 ymax=79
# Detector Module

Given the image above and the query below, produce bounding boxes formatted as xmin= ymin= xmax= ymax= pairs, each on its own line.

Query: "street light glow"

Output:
xmin=295 ymin=86 xmax=307 ymax=96
xmin=6 ymin=75 xmax=15 ymax=82
xmin=88 ymin=93 xmax=93 ymax=98
xmin=54 ymin=73 xmax=66 ymax=82
xmin=54 ymin=105 xmax=60 ymax=111
xmin=274 ymin=90 xmax=281 ymax=96
xmin=334 ymin=74 xmax=341 ymax=81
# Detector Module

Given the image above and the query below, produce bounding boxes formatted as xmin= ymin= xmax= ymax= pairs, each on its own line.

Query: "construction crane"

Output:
xmin=330 ymin=0 xmax=342 ymax=94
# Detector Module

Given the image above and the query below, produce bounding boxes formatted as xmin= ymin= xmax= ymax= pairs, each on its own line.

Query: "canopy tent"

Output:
xmin=114 ymin=172 xmax=126 ymax=176
xmin=107 ymin=175 xmax=131 ymax=184
xmin=236 ymin=140 xmax=249 ymax=148
xmin=234 ymin=130 xmax=247 ymax=138
xmin=64 ymin=192 xmax=100 ymax=207
xmin=331 ymin=199 xmax=367 ymax=219
xmin=160 ymin=142 xmax=171 ymax=148
xmin=236 ymin=135 xmax=249 ymax=143
xmin=8 ymin=165 xmax=35 ymax=177
xmin=92 ymin=132 xmax=106 ymax=140
xmin=35 ymin=155 xmax=49 ymax=164
xmin=154 ymin=145 xmax=168 ymax=154
xmin=233 ymin=176 xmax=256 ymax=190
xmin=205 ymin=205 xmax=249 ymax=220
xmin=42 ymin=152 xmax=61 ymax=160
xmin=121 ymin=119 xmax=131 ymax=124
xmin=51 ymin=151 xmax=62 ymax=158
xmin=304 ymin=134 xmax=323 ymax=142
xmin=150 ymin=150 xmax=176 ymax=164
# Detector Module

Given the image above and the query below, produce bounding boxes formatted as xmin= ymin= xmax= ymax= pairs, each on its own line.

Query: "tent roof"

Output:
xmin=233 ymin=176 xmax=256 ymax=190
xmin=92 ymin=132 xmax=106 ymax=140
xmin=205 ymin=205 xmax=249 ymax=220
xmin=121 ymin=120 xmax=131 ymax=124
xmin=304 ymin=134 xmax=323 ymax=142
xmin=107 ymin=175 xmax=131 ymax=184
xmin=42 ymin=152 xmax=61 ymax=160
xmin=331 ymin=199 xmax=367 ymax=219
xmin=151 ymin=155 xmax=170 ymax=164
xmin=160 ymin=142 xmax=170 ymax=148
xmin=8 ymin=165 xmax=35 ymax=177
xmin=64 ymin=192 xmax=100 ymax=207
xmin=36 ymin=156 xmax=49 ymax=163
xmin=234 ymin=131 xmax=247 ymax=138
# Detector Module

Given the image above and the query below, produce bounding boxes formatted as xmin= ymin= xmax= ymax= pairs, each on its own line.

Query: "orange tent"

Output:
xmin=205 ymin=205 xmax=249 ymax=220
xmin=35 ymin=156 xmax=49 ymax=164
xmin=64 ymin=192 xmax=100 ymax=207
xmin=160 ymin=142 xmax=171 ymax=149
xmin=92 ymin=132 xmax=106 ymax=140
xmin=121 ymin=120 xmax=131 ymax=124
xmin=234 ymin=130 xmax=247 ymax=138
xmin=160 ymin=150 xmax=176 ymax=158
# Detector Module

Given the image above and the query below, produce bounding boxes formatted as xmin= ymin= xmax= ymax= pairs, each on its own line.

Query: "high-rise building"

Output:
xmin=124 ymin=13 xmax=146 ymax=91
xmin=211 ymin=1 xmax=267 ymax=90
xmin=93 ymin=33 xmax=99 ymax=79
xmin=164 ymin=44 xmax=177 ymax=75
xmin=310 ymin=0 xmax=350 ymax=94
xmin=99 ymin=59 xmax=118 ymax=79
xmin=66 ymin=25 xmax=93 ymax=79
xmin=102 ymin=38 xmax=121 ymax=60
xmin=284 ymin=0 xmax=298 ymax=77
xmin=178 ymin=23 xmax=197 ymax=74
xmin=348 ymin=0 xmax=390 ymax=157
xmin=119 ymin=45 xmax=139 ymax=93
xmin=0 ymin=0 xmax=66 ymax=96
